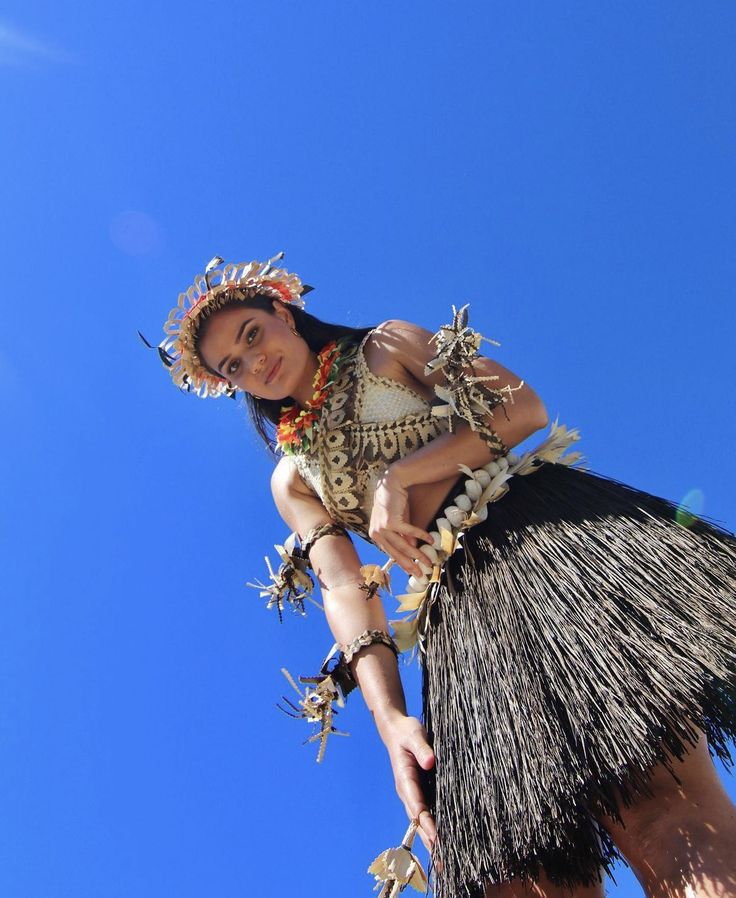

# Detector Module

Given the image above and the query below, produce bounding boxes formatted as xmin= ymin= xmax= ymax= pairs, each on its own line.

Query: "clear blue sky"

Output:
xmin=1 ymin=3 xmax=734 ymax=896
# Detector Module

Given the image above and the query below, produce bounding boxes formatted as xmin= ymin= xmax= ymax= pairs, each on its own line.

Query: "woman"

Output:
xmin=157 ymin=254 xmax=736 ymax=898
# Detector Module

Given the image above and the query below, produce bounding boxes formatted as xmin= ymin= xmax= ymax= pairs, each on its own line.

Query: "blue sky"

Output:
xmin=1 ymin=3 xmax=734 ymax=896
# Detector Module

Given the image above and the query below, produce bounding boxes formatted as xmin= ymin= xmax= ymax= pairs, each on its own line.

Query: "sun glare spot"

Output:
xmin=676 ymin=488 xmax=705 ymax=528
xmin=109 ymin=210 xmax=164 ymax=257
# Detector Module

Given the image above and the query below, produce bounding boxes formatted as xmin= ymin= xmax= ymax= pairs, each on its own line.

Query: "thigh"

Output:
xmin=598 ymin=729 xmax=736 ymax=881
xmin=484 ymin=869 xmax=605 ymax=898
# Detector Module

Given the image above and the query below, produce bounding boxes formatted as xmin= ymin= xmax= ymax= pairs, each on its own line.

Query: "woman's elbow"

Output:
xmin=515 ymin=389 xmax=548 ymax=437
xmin=531 ymin=398 xmax=549 ymax=431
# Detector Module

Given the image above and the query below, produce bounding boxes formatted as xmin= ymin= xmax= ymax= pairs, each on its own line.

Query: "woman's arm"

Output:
xmin=270 ymin=458 xmax=437 ymax=850
xmin=366 ymin=318 xmax=548 ymax=566
xmin=368 ymin=318 xmax=549 ymax=480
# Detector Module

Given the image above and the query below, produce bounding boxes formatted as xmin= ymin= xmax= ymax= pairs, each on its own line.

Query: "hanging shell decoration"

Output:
xmin=368 ymin=820 xmax=428 ymax=897
xmin=247 ymin=532 xmax=318 ymax=622
xmin=277 ymin=668 xmax=350 ymax=763
xmin=426 ymin=303 xmax=524 ymax=452
xmin=390 ymin=419 xmax=585 ymax=654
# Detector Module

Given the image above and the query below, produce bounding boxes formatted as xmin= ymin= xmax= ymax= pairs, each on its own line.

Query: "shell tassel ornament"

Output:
xmin=277 ymin=668 xmax=349 ymax=763
xmin=368 ymin=819 xmax=428 ymax=897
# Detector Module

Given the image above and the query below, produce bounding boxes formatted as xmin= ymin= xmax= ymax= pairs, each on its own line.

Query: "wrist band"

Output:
xmin=342 ymin=629 xmax=399 ymax=664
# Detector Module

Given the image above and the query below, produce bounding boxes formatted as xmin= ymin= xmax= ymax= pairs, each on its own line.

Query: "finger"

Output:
xmin=395 ymin=523 xmax=434 ymax=544
xmin=417 ymin=808 xmax=437 ymax=848
xmin=399 ymin=797 xmax=433 ymax=852
xmin=395 ymin=768 xmax=432 ymax=826
xmin=411 ymin=736 xmax=436 ymax=772
xmin=380 ymin=535 xmax=426 ymax=577
xmin=398 ymin=785 xmax=435 ymax=846
xmin=391 ymin=532 xmax=431 ymax=567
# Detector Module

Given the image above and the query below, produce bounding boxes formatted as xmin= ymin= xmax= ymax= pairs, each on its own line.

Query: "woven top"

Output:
xmin=292 ymin=332 xmax=449 ymax=539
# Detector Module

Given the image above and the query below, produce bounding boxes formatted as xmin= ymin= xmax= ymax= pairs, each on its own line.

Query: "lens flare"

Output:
xmin=676 ymin=488 xmax=705 ymax=528
xmin=109 ymin=210 xmax=164 ymax=256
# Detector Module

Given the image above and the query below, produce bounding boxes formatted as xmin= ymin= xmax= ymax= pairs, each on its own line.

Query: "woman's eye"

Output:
xmin=227 ymin=359 xmax=240 ymax=375
xmin=246 ymin=326 xmax=259 ymax=345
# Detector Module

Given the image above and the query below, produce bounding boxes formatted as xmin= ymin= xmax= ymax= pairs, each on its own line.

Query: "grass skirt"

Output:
xmin=420 ymin=462 xmax=736 ymax=898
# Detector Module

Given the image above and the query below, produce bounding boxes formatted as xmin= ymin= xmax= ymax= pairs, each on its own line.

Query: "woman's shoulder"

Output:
xmin=360 ymin=319 xmax=437 ymax=399
xmin=368 ymin=318 xmax=433 ymax=342
xmin=362 ymin=319 xmax=435 ymax=363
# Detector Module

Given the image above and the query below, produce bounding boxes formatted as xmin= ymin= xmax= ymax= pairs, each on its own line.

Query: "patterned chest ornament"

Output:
xmin=275 ymin=337 xmax=354 ymax=455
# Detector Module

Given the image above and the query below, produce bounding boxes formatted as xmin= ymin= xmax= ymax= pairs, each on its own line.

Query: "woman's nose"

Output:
xmin=250 ymin=353 xmax=267 ymax=376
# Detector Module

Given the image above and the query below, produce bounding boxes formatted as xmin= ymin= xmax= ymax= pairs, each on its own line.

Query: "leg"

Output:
xmin=484 ymin=869 xmax=605 ymax=898
xmin=600 ymin=731 xmax=736 ymax=898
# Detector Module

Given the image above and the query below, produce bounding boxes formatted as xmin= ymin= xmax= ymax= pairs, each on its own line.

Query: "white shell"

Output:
xmin=435 ymin=517 xmax=451 ymax=532
xmin=507 ymin=451 xmax=520 ymax=466
xmin=472 ymin=469 xmax=492 ymax=487
xmin=430 ymin=531 xmax=442 ymax=550
xmin=464 ymin=480 xmax=482 ymax=501
xmin=485 ymin=461 xmax=500 ymax=477
xmin=454 ymin=494 xmax=473 ymax=512
xmin=496 ymin=455 xmax=509 ymax=471
xmin=420 ymin=544 xmax=439 ymax=563
xmin=444 ymin=506 xmax=466 ymax=528
xmin=417 ymin=559 xmax=433 ymax=577
xmin=408 ymin=574 xmax=429 ymax=592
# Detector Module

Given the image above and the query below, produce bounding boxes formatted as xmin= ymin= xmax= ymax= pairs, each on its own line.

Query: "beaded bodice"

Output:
xmin=292 ymin=333 xmax=449 ymax=539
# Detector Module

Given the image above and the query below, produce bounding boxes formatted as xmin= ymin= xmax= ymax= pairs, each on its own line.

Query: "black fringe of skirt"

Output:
xmin=420 ymin=462 xmax=736 ymax=898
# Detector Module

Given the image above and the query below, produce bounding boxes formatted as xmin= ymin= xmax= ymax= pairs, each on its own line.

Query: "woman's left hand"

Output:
xmin=369 ymin=468 xmax=432 ymax=576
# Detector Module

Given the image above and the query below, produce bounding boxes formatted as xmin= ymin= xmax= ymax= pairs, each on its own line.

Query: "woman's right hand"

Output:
xmin=375 ymin=710 xmax=437 ymax=853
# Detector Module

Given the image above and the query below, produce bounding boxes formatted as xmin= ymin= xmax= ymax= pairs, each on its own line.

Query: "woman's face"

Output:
xmin=197 ymin=300 xmax=315 ymax=402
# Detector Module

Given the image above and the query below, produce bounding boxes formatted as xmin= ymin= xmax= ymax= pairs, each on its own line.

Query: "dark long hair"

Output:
xmin=195 ymin=293 xmax=372 ymax=453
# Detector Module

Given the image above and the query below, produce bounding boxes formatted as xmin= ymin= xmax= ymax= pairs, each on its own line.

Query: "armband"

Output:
xmin=425 ymin=303 xmax=522 ymax=454
xmin=277 ymin=630 xmax=399 ymax=763
xmin=278 ymin=642 xmax=358 ymax=763
xmin=341 ymin=628 xmax=399 ymax=664
xmin=301 ymin=522 xmax=351 ymax=559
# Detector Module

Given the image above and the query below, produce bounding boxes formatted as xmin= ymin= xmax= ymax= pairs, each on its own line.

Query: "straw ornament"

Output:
xmin=426 ymin=303 xmax=524 ymax=453
xmin=368 ymin=820 xmax=428 ymax=897
xmin=246 ymin=532 xmax=320 ymax=622
xmin=277 ymin=668 xmax=351 ymax=764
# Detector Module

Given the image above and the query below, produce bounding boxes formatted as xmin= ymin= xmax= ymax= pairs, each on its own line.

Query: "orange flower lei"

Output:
xmin=276 ymin=338 xmax=353 ymax=455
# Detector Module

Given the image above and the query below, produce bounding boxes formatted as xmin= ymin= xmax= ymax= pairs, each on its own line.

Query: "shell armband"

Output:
xmin=342 ymin=629 xmax=399 ymax=664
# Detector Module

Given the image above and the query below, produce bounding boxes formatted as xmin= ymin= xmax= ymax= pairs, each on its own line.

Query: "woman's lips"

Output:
xmin=265 ymin=358 xmax=281 ymax=385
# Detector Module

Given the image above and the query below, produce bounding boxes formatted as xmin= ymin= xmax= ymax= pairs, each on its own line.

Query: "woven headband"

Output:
xmin=149 ymin=252 xmax=311 ymax=399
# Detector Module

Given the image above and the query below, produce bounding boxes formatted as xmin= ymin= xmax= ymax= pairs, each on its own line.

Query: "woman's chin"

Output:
xmin=251 ymin=390 xmax=291 ymax=404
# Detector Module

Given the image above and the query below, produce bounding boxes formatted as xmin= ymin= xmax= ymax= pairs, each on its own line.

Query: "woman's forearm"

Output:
xmin=323 ymin=583 xmax=407 ymax=726
xmin=390 ymin=395 xmax=549 ymax=489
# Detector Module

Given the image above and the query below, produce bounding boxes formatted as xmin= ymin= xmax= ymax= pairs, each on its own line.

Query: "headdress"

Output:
xmin=148 ymin=252 xmax=311 ymax=399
